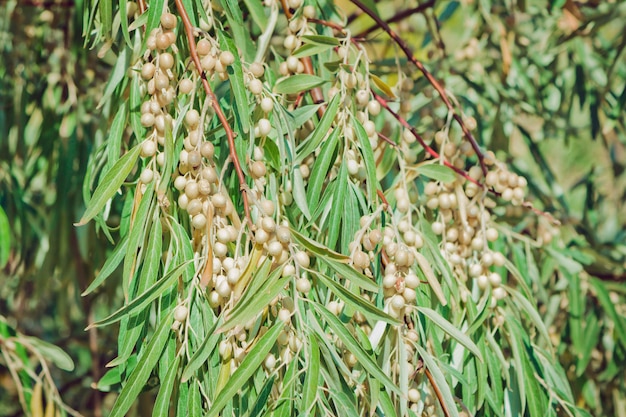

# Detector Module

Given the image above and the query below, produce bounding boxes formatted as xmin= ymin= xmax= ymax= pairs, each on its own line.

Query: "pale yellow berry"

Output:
xmin=219 ymin=50 xmax=235 ymax=66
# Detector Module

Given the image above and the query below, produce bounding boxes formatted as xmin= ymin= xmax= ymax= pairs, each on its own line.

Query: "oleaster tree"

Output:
xmin=78 ymin=0 xmax=588 ymax=416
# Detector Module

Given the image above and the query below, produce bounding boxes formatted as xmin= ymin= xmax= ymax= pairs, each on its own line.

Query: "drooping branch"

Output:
xmin=354 ymin=0 xmax=437 ymax=38
xmin=349 ymin=0 xmax=487 ymax=175
xmin=174 ymin=0 xmax=252 ymax=226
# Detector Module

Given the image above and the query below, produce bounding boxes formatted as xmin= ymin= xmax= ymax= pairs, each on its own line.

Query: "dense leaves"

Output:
xmin=1 ymin=1 xmax=625 ymax=417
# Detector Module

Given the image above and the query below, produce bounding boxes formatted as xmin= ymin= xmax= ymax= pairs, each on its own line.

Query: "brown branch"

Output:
xmin=349 ymin=0 xmax=487 ymax=175
xmin=354 ymin=0 xmax=437 ymax=38
xmin=137 ymin=0 xmax=146 ymax=15
xmin=175 ymin=0 xmax=252 ymax=226
xmin=373 ymin=92 xmax=482 ymax=187
xmin=425 ymin=367 xmax=452 ymax=417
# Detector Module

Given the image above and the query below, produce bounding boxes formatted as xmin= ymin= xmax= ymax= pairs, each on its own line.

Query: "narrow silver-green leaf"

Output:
xmin=82 ymin=235 xmax=128 ymax=295
xmin=296 ymin=94 xmax=340 ymax=162
xmin=218 ymin=268 xmax=287 ymax=333
xmin=416 ymin=163 xmax=457 ymax=183
xmin=416 ymin=307 xmax=483 ymax=361
xmin=352 ymin=118 xmax=378 ymax=202
xmin=75 ymin=143 xmax=141 ymax=226
xmin=290 ymin=227 xmax=349 ymax=262
xmin=152 ymin=353 xmax=181 ymax=417
xmin=313 ymin=301 xmax=401 ymax=396
xmin=206 ymin=322 xmax=284 ymax=417
xmin=320 ymin=257 xmax=378 ymax=292
xmin=24 ymin=337 xmax=74 ymax=372
xmin=413 ymin=344 xmax=461 ymax=417
xmin=274 ymin=74 xmax=328 ymax=95
xmin=306 ymin=128 xmax=339 ymax=210
xmin=109 ymin=311 xmax=173 ymax=417
xmin=181 ymin=316 xmax=223 ymax=382
xmin=314 ymin=271 xmax=399 ymax=325
xmin=0 ymin=205 xmax=9 ymax=268
xmin=217 ymin=29 xmax=251 ymax=134
xmin=87 ymin=260 xmax=193 ymax=329
xmin=301 ymin=334 xmax=320 ymax=416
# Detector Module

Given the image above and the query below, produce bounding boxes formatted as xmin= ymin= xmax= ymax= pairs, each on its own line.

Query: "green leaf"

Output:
xmin=218 ymin=263 xmax=286 ymax=333
xmin=274 ymin=74 xmax=328 ymax=95
xmin=290 ymin=227 xmax=349 ymax=262
xmin=118 ymin=0 xmax=132 ymax=48
xmin=99 ymin=0 xmax=112 ymax=38
xmin=75 ymin=143 xmax=141 ymax=226
xmin=0 ymin=205 xmax=11 ymax=268
xmin=416 ymin=163 xmax=457 ymax=183
xmin=590 ymin=278 xmax=626 ymax=349
xmin=217 ymin=29 xmax=251 ymax=134
xmin=242 ymin=0 xmax=268 ymax=30
xmin=352 ymin=118 xmax=378 ymax=202
xmin=87 ymin=260 xmax=193 ymax=329
xmin=109 ymin=311 xmax=173 ymax=417
xmin=327 ymin=161 xmax=347 ymax=250
xmin=24 ymin=337 xmax=74 ymax=372
xmin=313 ymin=301 xmax=401 ymax=396
xmin=319 ymin=256 xmax=379 ymax=292
xmin=250 ymin=375 xmax=275 ymax=417
xmin=417 ymin=307 xmax=483 ymax=361
xmin=301 ymin=331 xmax=320 ymax=416
xmin=292 ymin=43 xmax=336 ymax=58
xmin=413 ymin=344 xmax=460 ymax=417
xmin=314 ymin=271 xmax=399 ymax=325
xmin=181 ymin=315 xmax=222 ymax=382
xmin=206 ymin=322 xmax=284 ymax=417
xmin=300 ymin=35 xmax=340 ymax=46
xmin=307 ymin=128 xmax=339 ymax=210
xmin=145 ymin=0 xmax=165 ymax=35
xmin=296 ymin=94 xmax=340 ymax=162
xmin=152 ymin=353 xmax=181 ymax=416
xmin=122 ymin=182 xmax=155 ymax=299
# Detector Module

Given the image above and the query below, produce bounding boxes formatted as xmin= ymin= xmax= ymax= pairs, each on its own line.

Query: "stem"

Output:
xmin=354 ymin=0 xmax=437 ymax=38
xmin=175 ymin=0 xmax=252 ymax=226
xmin=349 ymin=0 xmax=487 ymax=175
xmin=373 ymin=92 xmax=482 ymax=187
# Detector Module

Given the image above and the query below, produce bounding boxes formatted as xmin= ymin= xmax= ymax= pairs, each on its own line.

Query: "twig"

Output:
xmin=425 ymin=367 xmax=452 ymax=417
xmin=373 ymin=92 xmax=482 ymax=187
xmin=349 ymin=0 xmax=487 ymax=175
xmin=174 ymin=0 xmax=252 ymax=226
xmin=354 ymin=1 xmax=437 ymax=38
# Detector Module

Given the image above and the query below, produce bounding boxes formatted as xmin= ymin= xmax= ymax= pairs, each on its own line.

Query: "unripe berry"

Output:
xmin=141 ymin=62 xmax=156 ymax=80
xmin=159 ymin=52 xmax=174 ymax=69
xmin=161 ymin=13 xmax=177 ymax=30
xmin=200 ymin=141 xmax=214 ymax=159
xmin=141 ymin=112 xmax=155 ymax=127
xmin=248 ymin=78 xmax=263 ymax=95
xmin=185 ymin=109 xmax=200 ymax=128
xmin=256 ymin=118 xmax=271 ymax=137
xmin=141 ymin=140 xmax=157 ymax=157
xmin=186 ymin=198 xmax=203 ymax=216
xmin=174 ymin=305 xmax=188 ymax=322
xmin=251 ymin=161 xmax=267 ymax=179
xmin=260 ymin=97 xmax=274 ymax=113
xmin=174 ymin=175 xmax=187 ymax=190
xmin=268 ymin=241 xmax=284 ymax=258
xmin=140 ymin=168 xmax=154 ymax=184
xmin=296 ymin=278 xmax=311 ymax=294
xmin=156 ymin=33 xmax=171 ymax=50
xmin=179 ymin=78 xmax=193 ymax=94
xmin=219 ymin=51 xmax=235 ymax=66
xmin=295 ymin=251 xmax=310 ymax=268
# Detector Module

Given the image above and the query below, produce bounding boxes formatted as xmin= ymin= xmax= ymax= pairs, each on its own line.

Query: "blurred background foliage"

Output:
xmin=0 ymin=0 xmax=624 ymax=416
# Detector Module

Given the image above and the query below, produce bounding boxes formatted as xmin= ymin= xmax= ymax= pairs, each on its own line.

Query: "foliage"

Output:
xmin=0 ymin=1 xmax=625 ymax=417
